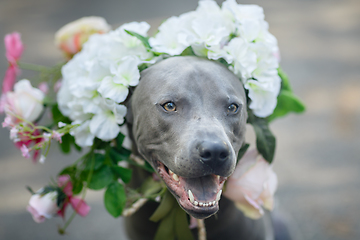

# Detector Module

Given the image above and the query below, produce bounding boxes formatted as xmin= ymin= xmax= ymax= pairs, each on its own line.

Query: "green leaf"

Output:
xmin=104 ymin=181 xmax=126 ymax=218
xmin=51 ymin=104 xmax=71 ymax=124
xmin=84 ymin=153 xmax=105 ymax=171
xmin=139 ymin=177 xmax=164 ymax=197
xmin=248 ymin=112 xmax=276 ymax=163
xmin=56 ymin=188 xmax=67 ymax=208
xmin=115 ymin=133 xmax=125 ymax=150
xmin=124 ymin=30 xmax=152 ymax=50
xmin=278 ymin=67 xmax=292 ymax=91
xmin=59 ymin=165 xmax=77 ymax=176
xmin=59 ymin=133 xmax=72 ymax=153
xmin=237 ymin=143 xmax=250 ymax=163
xmin=175 ymin=207 xmax=195 ymax=240
xmin=269 ymin=89 xmax=306 ymax=122
xmin=180 ymin=46 xmax=195 ymax=56
xmin=150 ymin=190 xmax=175 ymax=222
xmin=72 ymin=179 xmax=83 ymax=195
xmin=88 ymin=165 xmax=114 ymax=190
xmin=111 ymin=166 xmax=132 ymax=184
xmin=154 ymin=208 xmax=176 ymax=240
xmin=109 ymin=147 xmax=131 ymax=163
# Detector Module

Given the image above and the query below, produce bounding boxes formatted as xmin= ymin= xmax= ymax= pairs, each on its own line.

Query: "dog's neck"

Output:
xmin=124 ymin=158 xmax=274 ymax=240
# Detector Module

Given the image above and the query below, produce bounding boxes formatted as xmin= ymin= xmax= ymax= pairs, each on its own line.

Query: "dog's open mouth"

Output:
xmin=154 ymin=160 xmax=227 ymax=219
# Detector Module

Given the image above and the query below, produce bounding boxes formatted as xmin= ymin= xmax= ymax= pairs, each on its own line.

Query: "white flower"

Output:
xmin=149 ymin=16 xmax=189 ymax=55
xmin=97 ymin=57 xmax=140 ymax=103
xmin=5 ymin=79 xmax=45 ymax=122
xmin=27 ymin=189 xmax=59 ymax=223
xmin=70 ymin=120 xmax=95 ymax=147
xmin=224 ymin=38 xmax=257 ymax=81
xmin=89 ymin=99 xmax=127 ymax=141
xmin=222 ymin=0 xmax=265 ymax=23
xmin=245 ymin=78 xmax=280 ymax=118
xmin=223 ymin=149 xmax=277 ymax=219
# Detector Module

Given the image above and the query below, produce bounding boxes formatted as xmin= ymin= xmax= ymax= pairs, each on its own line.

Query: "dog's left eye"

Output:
xmin=162 ymin=102 xmax=177 ymax=112
xmin=227 ymin=103 xmax=239 ymax=113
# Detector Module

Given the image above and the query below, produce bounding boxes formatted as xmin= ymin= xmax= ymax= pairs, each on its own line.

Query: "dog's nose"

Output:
xmin=198 ymin=140 xmax=230 ymax=164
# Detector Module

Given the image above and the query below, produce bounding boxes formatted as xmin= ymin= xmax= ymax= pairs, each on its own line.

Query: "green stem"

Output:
xmin=18 ymin=62 xmax=51 ymax=72
xmin=58 ymin=209 xmax=78 ymax=235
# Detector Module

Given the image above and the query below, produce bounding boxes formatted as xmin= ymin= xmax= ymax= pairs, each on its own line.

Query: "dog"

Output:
xmin=124 ymin=56 xmax=278 ymax=240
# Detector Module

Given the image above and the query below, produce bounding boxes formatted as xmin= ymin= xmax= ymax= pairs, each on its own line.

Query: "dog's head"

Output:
xmin=128 ymin=56 xmax=247 ymax=219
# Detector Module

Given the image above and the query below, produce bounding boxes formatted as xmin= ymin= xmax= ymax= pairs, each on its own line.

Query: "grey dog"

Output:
xmin=125 ymin=56 xmax=286 ymax=240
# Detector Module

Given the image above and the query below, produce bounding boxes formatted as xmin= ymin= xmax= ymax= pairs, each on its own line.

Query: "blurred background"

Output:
xmin=0 ymin=0 xmax=359 ymax=239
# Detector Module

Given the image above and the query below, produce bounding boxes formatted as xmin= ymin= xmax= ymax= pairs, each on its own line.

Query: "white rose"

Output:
xmin=224 ymin=149 xmax=277 ymax=219
xmin=27 ymin=190 xmax=60 ymax=223
xmin=5 ymin=79 xmax=45 ymax=122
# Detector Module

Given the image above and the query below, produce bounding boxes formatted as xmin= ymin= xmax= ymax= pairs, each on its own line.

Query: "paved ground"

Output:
xmin=0 ymin=0 xmax=359 ymax=239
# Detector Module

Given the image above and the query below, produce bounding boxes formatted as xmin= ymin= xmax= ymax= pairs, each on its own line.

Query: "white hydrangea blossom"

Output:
xmin=58 ymin=0 xmax=283 ymax=146
xmin=58 ymin=22 xmax=153 ymax=147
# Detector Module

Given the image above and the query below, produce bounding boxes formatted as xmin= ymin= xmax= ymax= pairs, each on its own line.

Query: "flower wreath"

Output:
xmin=1 ymin=0 xmax=305 ymax=238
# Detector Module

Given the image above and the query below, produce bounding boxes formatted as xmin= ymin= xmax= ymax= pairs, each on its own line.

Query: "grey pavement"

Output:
xmin=0 ymin=0 xmax=359 ymax=239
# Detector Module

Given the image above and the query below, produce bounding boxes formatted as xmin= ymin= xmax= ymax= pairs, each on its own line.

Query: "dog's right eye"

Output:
xmin=162 ymin=102 xmax=177 ymax=112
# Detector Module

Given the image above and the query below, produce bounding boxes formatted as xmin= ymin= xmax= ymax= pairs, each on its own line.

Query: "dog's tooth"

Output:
xmin=205 ymin=203 xmax=209 ymax=207
xmin=208 ymin=202 xmax=212 ymax=206
xmin=169 ymin=169 xmax=174 ymax=174
xmin=199 ymin=202 xmax=204 ymax=207
xmin=216 ymin=190 xmax=222 ymax=202
xmin=194 ymin=201 xmax=198 ymax=206
xmin=188 ymin=190 xmax=195 ymax=203
xmin=212 ymin=201 xmax=216 ymax=206
xmin=217 ymin=175 xmax=220 ymax=181
xmin=172 ymin=173 xmax=179 ymax=182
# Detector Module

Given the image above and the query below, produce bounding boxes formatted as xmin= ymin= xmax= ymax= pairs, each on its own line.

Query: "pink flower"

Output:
xmin=1 ymin=32 xmax=24 ymax=113
xmin=0 ymin=65 xmax=17 ymax=113
xmin=38 ymin=82 xmax=49 ymax=94
xmin=55 ymin=17 xmax=111 ymax=57
xmin=27 ymin=190 xmax=59 ymax=223
xmin=53 ymin=80 xmax=62 ymax=92
xmin=4 ymin=32 xmax=24 ymax=65
xmin=52 ymin=130 xmax=64 ymax=143
xmin=2 ymin=65 xmax=17 ymax=93
xmin=2 ymin=115 xmax=12 ymax=128
xmin=223 ymin=149 xmax=278 ymax=219
xmin=57 ymin=175 xmax=90 ymax=218
xmin=20 ymin=144 xmax=30 ymax=158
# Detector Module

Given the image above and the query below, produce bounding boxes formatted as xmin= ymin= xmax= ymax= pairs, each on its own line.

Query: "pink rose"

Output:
xmin=55 ymin=16 xmax=111 ymax=57
xmin=4 ymin=32 xmax=24 ymax=65
xmin=5 ymin=79 xmax=45 ymax=123
xmin=223 ymin=149 xmax=278 ymax=219
xmin=27 ymin=190 xmax=60 ymax=223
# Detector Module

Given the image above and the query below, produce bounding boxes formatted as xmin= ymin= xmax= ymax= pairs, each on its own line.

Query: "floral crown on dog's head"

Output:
xmin=1 ymin=0 xmax=304 ymax=237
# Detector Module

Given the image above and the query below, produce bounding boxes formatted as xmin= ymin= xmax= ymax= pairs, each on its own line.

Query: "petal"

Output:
xmin=27 ymin=205 xmax=46 ymax=223
xmin=98 ymin=76 xmax=129 ymax=103
xmin=70 ymin=197 xmax=91 ymax=217
xmin=89 ymin=112 xmax=120 ymax=141
xmin=71 ymin=122 xmax=95 ymax=147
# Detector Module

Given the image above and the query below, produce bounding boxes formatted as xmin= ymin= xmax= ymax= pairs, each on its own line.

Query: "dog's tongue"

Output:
xmin=181 ymin=175 xmax=218 ymax=202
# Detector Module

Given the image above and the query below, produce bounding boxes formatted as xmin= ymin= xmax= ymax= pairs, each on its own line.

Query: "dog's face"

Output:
xmin=129 ymin=56 xmax=247 ymax=219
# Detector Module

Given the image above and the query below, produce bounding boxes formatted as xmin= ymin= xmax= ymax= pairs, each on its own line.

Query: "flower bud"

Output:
xmin=27 ymin=189 xmax=60 ymax=223
xmin=55 ymin=16 xmax=111 ymax=57
xmin=5 ymin=79 xmax=45 ymax=123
